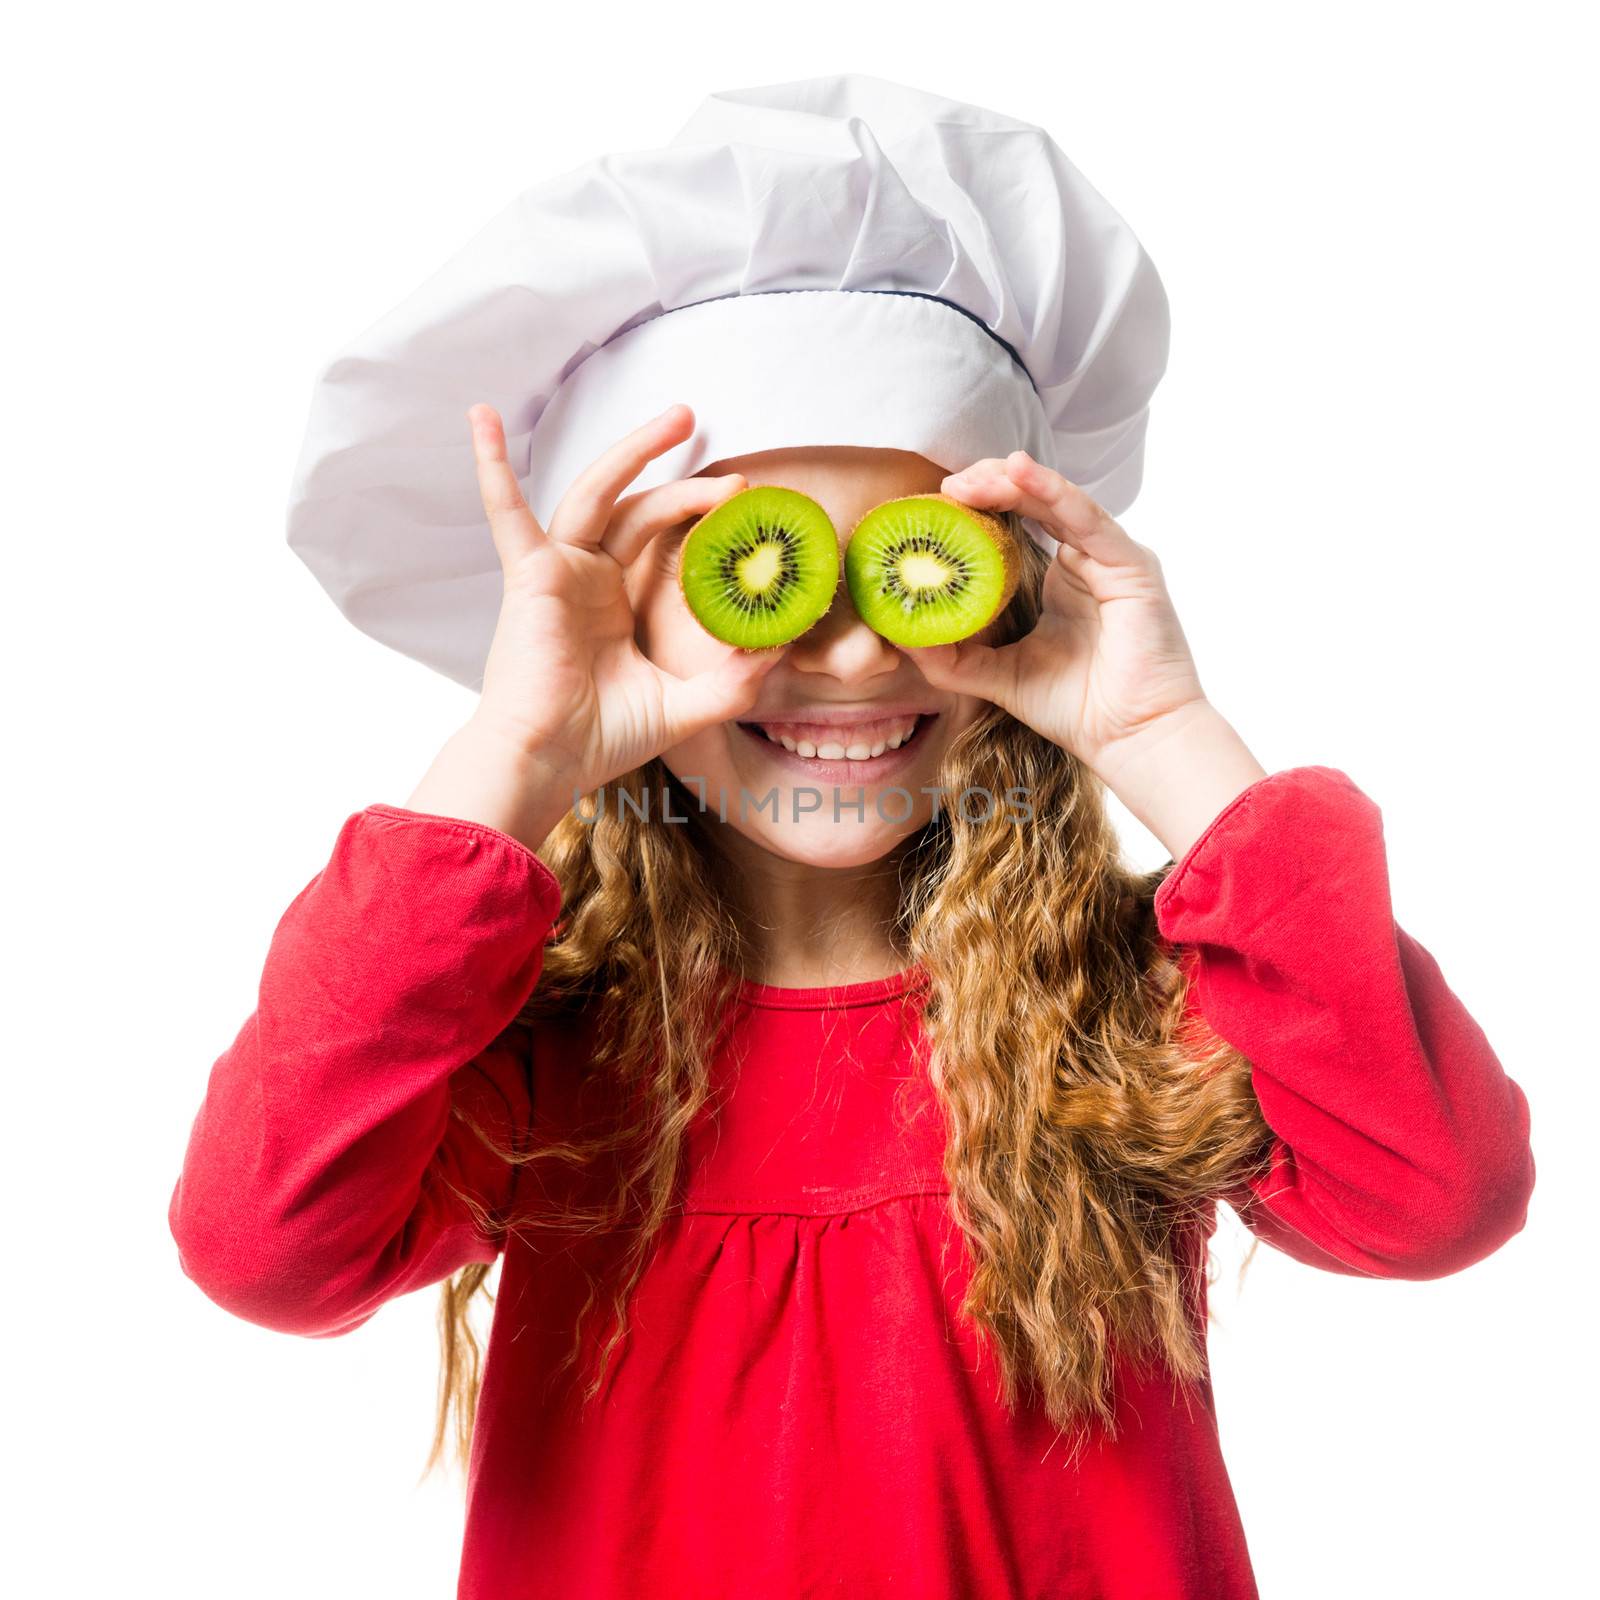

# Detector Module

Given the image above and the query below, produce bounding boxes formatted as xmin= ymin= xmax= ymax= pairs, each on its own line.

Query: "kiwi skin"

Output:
xmin=844 ymin=491 xmax=1021 ymax=647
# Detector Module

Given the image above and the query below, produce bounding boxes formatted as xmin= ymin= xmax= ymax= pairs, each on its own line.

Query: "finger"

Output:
xmin=547 ymin=403 xmax=698 ymax=551
xmin=467 ymin=404 xmax=547 ymax=573
xmin=1043 ymin=545 xmax=1109 ymax=618
xmin=600 ymin=472 xmax=749 ymax=568
xmin=950 ymin=452 xmax=1150 ymax=570
xmin=1047 ymin=537 xmax=1102 ymax=593
xmin=898 ymin=638 xmax=1021 ymax=712
xmin=1003 ymin=452 xmax=1151 ymax=567
xmin=655 ymin=644 xmax=789 ymax=740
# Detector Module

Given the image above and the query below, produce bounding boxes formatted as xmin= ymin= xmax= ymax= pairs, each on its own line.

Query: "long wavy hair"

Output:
xmin=417 ymin=511 xmax=1276 ymax=1486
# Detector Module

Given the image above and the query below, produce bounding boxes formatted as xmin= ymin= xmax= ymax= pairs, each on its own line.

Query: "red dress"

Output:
xmin=168 ymin=766 xmax=1535 ymax=1598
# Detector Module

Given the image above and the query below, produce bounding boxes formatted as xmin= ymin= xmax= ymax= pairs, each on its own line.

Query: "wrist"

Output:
xmin=462 ymin=705 xmax=579 ymax=775
xmin=406 ymin=721 xmax=580 ymax=853
xmin=1089 ymin=700 xmax=1269 ymax=864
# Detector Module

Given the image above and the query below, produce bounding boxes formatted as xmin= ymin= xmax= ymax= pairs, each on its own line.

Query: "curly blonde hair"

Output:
xmin=418 ymin=513 xmax=1276 ymax=1486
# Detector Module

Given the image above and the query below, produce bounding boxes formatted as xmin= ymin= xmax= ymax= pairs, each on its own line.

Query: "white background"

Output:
xmin=7 ymin=3 xmax=1594 ymax=1595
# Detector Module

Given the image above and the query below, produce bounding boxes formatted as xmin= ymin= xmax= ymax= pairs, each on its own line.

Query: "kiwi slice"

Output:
xmin=677 ymin=485 xmax=840 ymax=649
xmin=844 ymin=492 xmax=1020 ymax=647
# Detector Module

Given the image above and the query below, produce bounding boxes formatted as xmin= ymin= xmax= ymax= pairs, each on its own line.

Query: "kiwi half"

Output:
xmin=677 ymin=485 xmax=840 ymax=649
xmin=844 ymin=492 xmax=1020 ymax=647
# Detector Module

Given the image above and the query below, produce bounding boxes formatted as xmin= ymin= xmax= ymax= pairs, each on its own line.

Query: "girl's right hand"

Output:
xmin=459 ymin=400 xmax=784 ymax=802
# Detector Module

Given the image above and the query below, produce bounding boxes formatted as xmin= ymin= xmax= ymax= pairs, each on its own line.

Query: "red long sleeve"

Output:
xmin=167 ymin=804 xmax=562 ymax=1337
xmin=1154 ymin=765 xmax=1535 ymax=1279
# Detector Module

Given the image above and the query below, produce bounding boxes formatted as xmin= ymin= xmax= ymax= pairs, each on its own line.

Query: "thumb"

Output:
xmin=656 ymin=647 xmax=788 ymax=743
xmin=900 ymin=640 xmax=1016 ymax=712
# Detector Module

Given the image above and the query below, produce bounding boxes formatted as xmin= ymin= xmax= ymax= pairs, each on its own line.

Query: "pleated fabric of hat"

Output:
xmin=286 ymin=73 xmax=1171 ymax=687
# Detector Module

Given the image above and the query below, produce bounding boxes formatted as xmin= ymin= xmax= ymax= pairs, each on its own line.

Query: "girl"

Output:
xmin=169 ymin=400 xmax=1535 ymax=1598
xmin=168 ymin=72 xmax=1536 ymax=1598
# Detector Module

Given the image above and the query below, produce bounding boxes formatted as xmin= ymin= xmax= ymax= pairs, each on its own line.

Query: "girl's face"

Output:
xmin=625 ymin=445 xmax=1002 ymax=871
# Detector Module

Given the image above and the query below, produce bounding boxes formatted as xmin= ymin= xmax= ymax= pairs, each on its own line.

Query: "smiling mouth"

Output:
xmin=734 ymin=712 xmax=936 ymax=767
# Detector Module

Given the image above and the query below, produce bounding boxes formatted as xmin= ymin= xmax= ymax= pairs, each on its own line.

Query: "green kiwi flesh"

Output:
xmin=678 ymin=485 xmax=840 ymax=649
xmin=844 ymin=493 xmax=1020 ymax=647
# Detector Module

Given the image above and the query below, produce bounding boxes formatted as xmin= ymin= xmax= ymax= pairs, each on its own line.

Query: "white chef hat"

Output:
xmin=286 ymin=73 xmax=1171 ymax=688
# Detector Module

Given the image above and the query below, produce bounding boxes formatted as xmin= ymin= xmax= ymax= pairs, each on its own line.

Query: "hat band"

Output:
xmin=651 ymin=287 xmax=1040 ymax=396
xmin=523 ymin=288 xmax=1058 ymax=546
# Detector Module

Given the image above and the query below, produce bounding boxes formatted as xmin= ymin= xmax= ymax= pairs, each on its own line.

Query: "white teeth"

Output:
xmin=750 ymin=714 xmax=923 ymax=761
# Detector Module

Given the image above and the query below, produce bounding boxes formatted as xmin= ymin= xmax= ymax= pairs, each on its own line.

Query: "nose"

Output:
xmin=781 ymin=566 xmax=904 ymax=681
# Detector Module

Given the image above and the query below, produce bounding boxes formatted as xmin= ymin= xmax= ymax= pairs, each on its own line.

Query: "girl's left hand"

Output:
xmin=902 ymin=450 xmax=1208 ymax=776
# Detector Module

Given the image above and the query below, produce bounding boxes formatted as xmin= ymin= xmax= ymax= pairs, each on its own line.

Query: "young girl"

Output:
xmin=168 ymin=77 xmax=1535 ymax=1600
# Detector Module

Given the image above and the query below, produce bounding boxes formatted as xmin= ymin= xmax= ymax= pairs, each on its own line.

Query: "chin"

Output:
xmin=739 ymin=820 xmax=914 ymax=870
